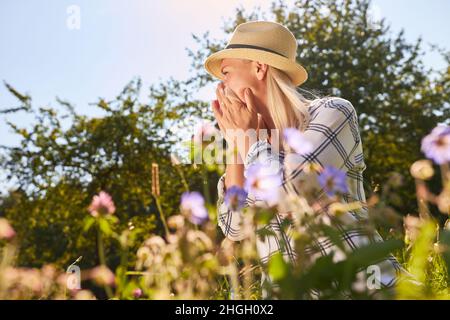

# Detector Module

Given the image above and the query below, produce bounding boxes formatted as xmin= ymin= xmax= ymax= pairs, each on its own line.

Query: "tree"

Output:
xmin=0 ymin=78 xmax=217 ymax=268
xmin=1 ymin=0 xmax=449 ymax=270
xmin=186 ymin=0 xmax=450 ymax=216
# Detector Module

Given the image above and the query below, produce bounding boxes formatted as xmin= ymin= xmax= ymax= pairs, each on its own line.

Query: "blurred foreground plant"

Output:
xmin=1 ymin=125 xmax=449 ymax=300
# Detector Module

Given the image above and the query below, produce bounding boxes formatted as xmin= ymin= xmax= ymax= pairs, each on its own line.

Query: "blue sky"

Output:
xmin=0 ymin=0 xmax=449 ymax=193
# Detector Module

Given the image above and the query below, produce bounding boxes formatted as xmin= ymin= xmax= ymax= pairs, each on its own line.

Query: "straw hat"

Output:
xmin=204 ymin=20 xmax=308 ymax=86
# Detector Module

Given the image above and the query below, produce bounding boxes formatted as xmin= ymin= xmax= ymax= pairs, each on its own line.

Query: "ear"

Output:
xmin=255 ymin=61 xmax=268 ymax=81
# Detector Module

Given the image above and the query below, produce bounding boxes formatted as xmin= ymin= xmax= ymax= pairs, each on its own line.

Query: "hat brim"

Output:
xmin=204 ymin=48 xmax=308 ymax=87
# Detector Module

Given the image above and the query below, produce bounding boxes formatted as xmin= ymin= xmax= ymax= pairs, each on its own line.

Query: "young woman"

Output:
xmin=204 ymin=20 xmax=406 ymax=298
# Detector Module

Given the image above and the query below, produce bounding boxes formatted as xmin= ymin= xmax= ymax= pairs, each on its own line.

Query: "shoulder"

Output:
xmin=308 ymin=96 xmax=362 ymax=144
xmin=310 ymin=96 xmax=356 ymax=113
xmin=309 ymin=96 xmax=357 ymax=119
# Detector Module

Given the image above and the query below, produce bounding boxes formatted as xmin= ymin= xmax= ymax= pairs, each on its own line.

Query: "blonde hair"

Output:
xmin=223 ymin=60 xmax=320 ymax=153
xmin=265 ymin=65 xmax=319 ymax=153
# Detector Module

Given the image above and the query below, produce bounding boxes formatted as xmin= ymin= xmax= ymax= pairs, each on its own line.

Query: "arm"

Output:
xmin=217 ymin=119 xmax=271 ymax=241
xmin=218 ymin=97 xmax=361 ymax=242
xmin=217 ymin=170 xmax=251 ymax=242
xmin=244 ymin=97 xmax=361 ymax=205
xmin=224 ymin=154 xmax=245 ymax=190
xmin=217 ymin=97 xmax=404 ymax=287
xmin=217 ymin=147 xmax=251 ymax=241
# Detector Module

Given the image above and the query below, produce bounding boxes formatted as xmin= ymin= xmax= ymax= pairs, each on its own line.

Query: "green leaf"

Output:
xmin=256 ymin=227 xmax=276 ymax=242
xmin=98 ymin=218 xmax=113 ymax=236
xmin=346 ymin=238 xmax=404 ymax=268
xmin=268 ymin=252 xmax=288 ymax=281
xmin=439 ymin=229 xmax=450 ymax=279
xmin=83 ymin=216 xmax=96 ymax=232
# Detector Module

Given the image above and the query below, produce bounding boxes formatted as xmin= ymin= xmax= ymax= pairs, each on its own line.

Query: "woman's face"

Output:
xmin=219 ymin=58 xmax=267 ymax=104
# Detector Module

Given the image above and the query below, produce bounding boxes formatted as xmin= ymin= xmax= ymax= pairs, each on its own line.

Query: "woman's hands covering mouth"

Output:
xmin=212 ymin=82 xmax=269 ymax=161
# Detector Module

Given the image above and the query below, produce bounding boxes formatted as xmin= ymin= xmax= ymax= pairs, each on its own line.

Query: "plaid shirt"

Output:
xmin=216 ymin=96 xmax=406 ymax=298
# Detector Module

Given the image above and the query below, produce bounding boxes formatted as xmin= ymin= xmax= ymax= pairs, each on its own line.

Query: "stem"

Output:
xmin=229 ymin=263 xmax=240 ymax=300
xmin=201 ymin=165 xmax=211 ymax=205
xmin=125 ymin=271 xmax=149 ymax=276
xmin=441 ymin=163 xmax=450 ymax=217
xmin=154 ymin=195 xmax=170 ymax=238
xmin=242 ymin=250 xmax=252 ymax=299
xmin=415 ymin=179 xmax=431 ymax=220
xmin=117 ymin=240 xmax=129 ymax=299
xmin=175 ymin=165 xmax=190 ymax=193
xmin=97 ymin=226 xmax=106 ymax=266
xmin=441 ymin=163 xmax=450 ymax=192
xmin=97 ymin=224 xmax=113 ymax=299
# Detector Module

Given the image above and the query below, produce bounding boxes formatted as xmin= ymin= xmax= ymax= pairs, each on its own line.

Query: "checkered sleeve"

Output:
xmin=242 ymin=97 xmax=362 ymax=262
xmin=217 ymin=97 xmax=360 ymax=243
xmin=216 ymin=172 xmax=256 ymax=241
xmin=245 ymin=97 xmax=361 ymax=193
xmin=244 ymin=97 xmax=406 ymax=291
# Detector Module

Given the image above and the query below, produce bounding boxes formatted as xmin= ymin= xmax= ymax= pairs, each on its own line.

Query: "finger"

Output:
xmin=211 ymin=99 xmax=223 ymax=117
xmin=216 ymin=83 xmax=233 ymax=109
xmin=214 ymin=116 xmax=225 ymax=134
xmin=214 ymin=95 xmax=233 ymax=134
xmin=217 ymin=85 xmax=231 ymax=108
xmin=216 ymin=88 xmax=232 ymax=120
xmin=244 ymin=88 xmax=257 ymax=115
xmin=221 ymin=86 xmax=234 ymax=106
xmin=215 ymin=87 xmax=226 ymax=110
xmin=217 ymin=89 xmax=230 ymax=110
xmin=212 ymin=101 xmax=228 ymax=133
xmin=221 ymin=104 xmax=232 ymax=125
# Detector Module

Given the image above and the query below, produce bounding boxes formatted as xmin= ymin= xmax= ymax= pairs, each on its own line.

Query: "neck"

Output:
xmin=255 ymin=91 xmax=276 ymax=131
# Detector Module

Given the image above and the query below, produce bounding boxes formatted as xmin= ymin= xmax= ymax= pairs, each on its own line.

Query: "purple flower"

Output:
xmin=283 ymin=127 xmax=313 ymax=155
xmin=317 ymin=165 xmax=349 ymax=197
xmin=244 ymin=163 xmax=282 ymax=206
xmin=421 ymin=125 xmax=450 ymax=165
xmin=180 ymin=191 xmax=209 ymax=225
xmin=224 ymin=186 xmax=248 ymax=211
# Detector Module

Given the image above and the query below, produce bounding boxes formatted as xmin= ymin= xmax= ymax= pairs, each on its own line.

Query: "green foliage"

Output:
xmin=0 ymin=78 xmax=218 ymax=270
xmin=0 ymin=0 xmax=449 ymax=300
xmin=187 ymin=0 xmax=450 ymax=215
xmin=397 ymin=220 xmax=450 ymax=299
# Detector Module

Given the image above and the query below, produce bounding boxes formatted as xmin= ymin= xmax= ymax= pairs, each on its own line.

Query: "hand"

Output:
xmin=211 ymin=99 xmax=234 ymax=147
xmin=212 ymin=83 xmax=261 ymax=161
xmin=213 ymin=82 xmax=259 ymax=136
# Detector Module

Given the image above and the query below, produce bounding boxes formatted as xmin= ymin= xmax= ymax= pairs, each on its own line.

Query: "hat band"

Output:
xmin=225 ymin=44 xmax=287 ymax=58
